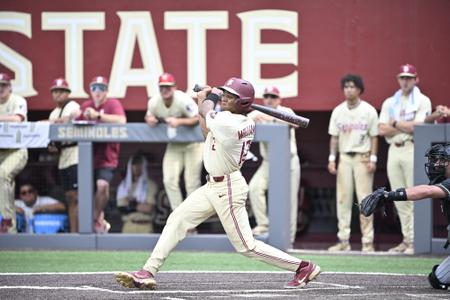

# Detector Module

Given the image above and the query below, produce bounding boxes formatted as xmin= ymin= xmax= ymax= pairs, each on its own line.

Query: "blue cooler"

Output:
xmin=33 ymin=214 xmax=68 ymax=233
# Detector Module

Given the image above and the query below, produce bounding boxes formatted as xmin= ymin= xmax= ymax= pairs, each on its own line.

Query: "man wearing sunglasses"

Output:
xmin=0 ymin=73 xmax=28 ymax=233
xmin=248 ymin=86 xmax=300 ymax=246
xmin=74 ymin=76 xmax=126 ymax=233
xmin=145 ymin=73 xmax=202 ymax=212
xmin=379 ymin=64 xmax=432 ymax=254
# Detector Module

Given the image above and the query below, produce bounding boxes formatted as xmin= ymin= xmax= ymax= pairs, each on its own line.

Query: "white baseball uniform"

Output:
xmin=147 ymin=90 xmax=203 ymax=210
xmin=248 ymin=106 xmax=300 ymax=243
xmin=143 ymin=110 xmax=302 ymax=275
xmin=0 ymin=93 xmax=28 ymax=233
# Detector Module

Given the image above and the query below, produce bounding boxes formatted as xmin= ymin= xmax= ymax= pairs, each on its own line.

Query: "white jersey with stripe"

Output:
xmin=204 ymin=110 xmax=255 ymax=176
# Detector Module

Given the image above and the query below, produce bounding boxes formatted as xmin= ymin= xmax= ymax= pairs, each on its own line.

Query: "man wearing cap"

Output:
xmin=74 ymin=76 xmax=126 ymax=233
xmin=327 ymin=74 xmax=379 ymax=253
xmin=0 ymin=73 xmax=28 ymax=233
xmin=145 ymin=73 xmax=202 ymax=211
xmin=379 ymin=64 xmax=432 ymax=254
xmin=47 ymin=78 xmax=80 ymax=232
xmin=247 ymin=86 xmax=300 ymax=245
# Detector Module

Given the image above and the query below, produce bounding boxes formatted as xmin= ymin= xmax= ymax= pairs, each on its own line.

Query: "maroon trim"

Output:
xmin=226 ymin=175 xmax=299 ymax=267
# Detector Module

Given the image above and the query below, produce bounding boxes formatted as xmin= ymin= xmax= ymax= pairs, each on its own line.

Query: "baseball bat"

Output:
xmin=193 ymin=84 xmax=310 ymax=128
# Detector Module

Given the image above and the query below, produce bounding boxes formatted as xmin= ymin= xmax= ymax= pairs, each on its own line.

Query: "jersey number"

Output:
xmin=239 ymin=140 xmax=252 ymax=166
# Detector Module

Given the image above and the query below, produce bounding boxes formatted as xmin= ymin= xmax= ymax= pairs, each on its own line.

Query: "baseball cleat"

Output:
xmin=115 ymin=270 xmax=157 ymax=289
xmin=284 ymin=261 xmax=321 ymax=289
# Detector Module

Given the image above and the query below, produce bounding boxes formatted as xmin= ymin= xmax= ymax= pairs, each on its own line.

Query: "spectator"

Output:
xmin=379 ymin=64 xmax=432 ymax=254
xmin=73 ymin=76 xmax=126 ymax=233
xmin=0 ymin=73 xmax=28 ymax=233
xmin=117 ymin=154 xmax=157 ymax=233
xmin=248 ymin=86 xmax=300 ymax=245
xmin=145 ymin=73 xmax=203 ymax=211
xmin=327 ymin=74 xmax=379 ymax=252
xmin=425 ymin=105 xmax=449 ymax=124
xmin=47 ymin=78 xmax=80 ymax=232
xmin=15 ymin=183 xmax=65 ymax=233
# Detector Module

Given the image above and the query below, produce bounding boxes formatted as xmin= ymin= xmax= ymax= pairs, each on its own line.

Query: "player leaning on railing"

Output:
xmin=360 ymin=143 xmax=450 ymax=289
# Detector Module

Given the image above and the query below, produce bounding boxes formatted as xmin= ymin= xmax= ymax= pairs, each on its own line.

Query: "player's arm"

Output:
xmin=34 ymin=202 xmax=66 ymax=213
xmin=378 ymin=122 xmax=401 ymax=137
xmin=196 ymin=86 xmax=218 ymax=138
xmin=404 ymin=185 xmax=447 ymax=201
xmin=327 ymin=135 xmax=339 ymax=175
xmin=88 ymin=109 xmax=126 ymax=124
xmin=165 ymin=116 xmax=199 ymax=127
xmin=0 ymin=114 xmax=24 ymax=122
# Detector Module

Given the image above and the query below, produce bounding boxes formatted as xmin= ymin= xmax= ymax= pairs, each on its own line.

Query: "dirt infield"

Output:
xmin=0 ymin=271 xmax=448 ymax=299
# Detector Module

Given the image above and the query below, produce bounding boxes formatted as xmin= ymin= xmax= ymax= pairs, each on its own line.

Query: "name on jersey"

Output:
xmin=238 ymin=124 xmax=255 ymax=139
xmin=336 ymin=121 xmax=368 ymax=133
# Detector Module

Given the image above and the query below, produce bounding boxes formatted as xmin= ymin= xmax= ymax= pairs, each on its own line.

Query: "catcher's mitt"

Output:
xmin=360 ymin=187 xmax=387 ymax=217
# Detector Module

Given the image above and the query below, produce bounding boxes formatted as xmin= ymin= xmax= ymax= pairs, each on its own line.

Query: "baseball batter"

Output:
xmin=379 ymin=64 xmax=432 ymax=254
xmin=0 ymin=73 xmax=28 ymax=233
xmin=248 ymin=86 xmax=300 ymax=245
xmin=360 ymin=143 xmax=450 ymax=290
xmin=47 ymin=78 xmax=80 ymax=232
xmin=116 ymin=78 xmax=321 ymax=289
xmin=145 ymin=73 xmax=203 ymax=211
xmin=327 ymin=74 xmax=379 ymax=252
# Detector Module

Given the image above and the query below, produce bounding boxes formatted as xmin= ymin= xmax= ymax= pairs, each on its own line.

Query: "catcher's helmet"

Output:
xmin=425 ymin=143 xmax=450 ymax=184
xmin=219 ymin=77 xmax=254 ymax=114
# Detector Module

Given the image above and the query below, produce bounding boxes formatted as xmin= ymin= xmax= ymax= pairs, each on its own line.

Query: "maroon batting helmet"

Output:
xmin=219 ymin=77 xmax=255 ymax=113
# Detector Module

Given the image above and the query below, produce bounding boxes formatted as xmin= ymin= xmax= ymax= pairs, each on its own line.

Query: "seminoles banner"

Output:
xmin=1 ymin=0 xmax=449 ymax=111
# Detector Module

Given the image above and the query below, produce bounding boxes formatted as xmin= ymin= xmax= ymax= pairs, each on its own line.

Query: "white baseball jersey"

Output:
xmin=147 ymin=90 xmax=198 ymax=118
xmin=203 ymin=110 xmax=255 ymax=176
xmin=379 ymin=91 xmax=431 ymax=144
xmin=0 ymin=93 xmax=27 ymax=121
xmin=49 ymin=100 xmax=80 ymax=169
xmin=328 ymin=100 xmax=378 ymax=153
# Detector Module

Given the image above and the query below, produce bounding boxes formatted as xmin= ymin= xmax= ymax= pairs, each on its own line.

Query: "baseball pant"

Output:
xmin=163 ymin=142 xmax=203 ymax=210
xmin=0 ymin=148 xmax=28 ymax=233
xmin=249 ymin=155 xmax=300 ymax=243
xmin=144 ymin=171 xmax=301 ymax=275
xmin=436 ymin=255 xmax=450 ymax=284
xmin=387 ymin=141 xmax=414 ymax=244
xmin=336 ymin=152 xmax=374 ymax=244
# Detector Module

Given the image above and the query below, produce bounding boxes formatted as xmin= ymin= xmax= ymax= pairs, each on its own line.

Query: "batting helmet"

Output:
xmin=425 ymin=143 xmax=450 ymax=184
xmin=219 ymin=77 xmax=255 ymax=114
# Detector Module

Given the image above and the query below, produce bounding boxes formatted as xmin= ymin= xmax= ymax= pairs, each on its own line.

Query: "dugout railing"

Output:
xmin=0 ymin=123 xmax=292 ymax=251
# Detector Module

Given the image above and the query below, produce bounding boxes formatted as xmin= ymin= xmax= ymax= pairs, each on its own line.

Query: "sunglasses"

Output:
xmin=90 ymin=84 xmax=107 ymax=92
xmin=20 ymin=189 xmax=34 ymax=195
xmin=264 ymin=94 xmax=278 ymax=99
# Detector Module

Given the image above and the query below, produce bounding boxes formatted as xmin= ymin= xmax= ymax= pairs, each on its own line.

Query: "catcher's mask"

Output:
xmin=425 ymin=143 xmax=450 ymax=184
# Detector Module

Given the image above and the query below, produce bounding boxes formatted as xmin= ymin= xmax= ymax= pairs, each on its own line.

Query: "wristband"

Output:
xmin=328 ymin=154 xmax=336 ymax=162
xmin=369 ymin=155 xmax=378 ymax=163
xmin=385 ymin=188 xmax=407 ymax=201
xmin=392 ymin=121 xmax=397 ymax=128
xmin=203 ymin=93 xmax=220 ymax=106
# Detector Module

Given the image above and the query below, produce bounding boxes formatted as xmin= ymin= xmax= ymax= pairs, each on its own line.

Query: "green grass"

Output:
xmin=0 ymin=251 xmax=442 ymax=274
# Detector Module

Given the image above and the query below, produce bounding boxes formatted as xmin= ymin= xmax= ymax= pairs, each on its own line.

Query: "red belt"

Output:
xmin=207 ymin=175 xmax=225 ymax=182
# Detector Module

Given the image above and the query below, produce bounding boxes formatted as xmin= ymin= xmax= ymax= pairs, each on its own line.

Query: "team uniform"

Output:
xmin=248 ymin=106 xmax=300 ymax=243
xmin=379 ymin=87 xmax=431 ymax=250
xmin=49 ymin=100 xmax=80 ymax=191
xmin=328 ymin=100 xmax=378 ymax=250
xmin=0 ymin=93 xmax=28 ymax=233
xmin=116 ymin=78 xmax=321 ymax=290
xmin=147 ymin=90 xmax=203 ymax=210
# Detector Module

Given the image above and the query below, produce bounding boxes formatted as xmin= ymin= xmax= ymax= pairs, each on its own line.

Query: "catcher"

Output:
xmin=360 ymin=142 xmax=450 ymax=289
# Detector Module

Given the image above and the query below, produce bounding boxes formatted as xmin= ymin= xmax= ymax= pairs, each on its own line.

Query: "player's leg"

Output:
xmin=248 ymin=160 xmax=269 ymax=234
xmin=162 ymin=144 xmax=184 ymax=210
xmin=354 ymin=153 xmax=374 ymax=252
xmin=60 ymin=165 xmax=78 ymax=232
xmin=429 ymin=255 xmax=450 ymax=289
xmin=330 ymin=154 xmax=353 ymax=251
xmin=290 ymin=155 xmax=301 ymax=245
xmin=93 ymin=168 xmax=114 ymax=233
xmin=0 ymin=149 xmax=27 ymax=233
xmin=116 ymin=184 xmax=215 ymax=289
xmin=183 ymin=142 xmax=203 ymax=196
xmin=387 ymin=144 xmax=413 ymax=253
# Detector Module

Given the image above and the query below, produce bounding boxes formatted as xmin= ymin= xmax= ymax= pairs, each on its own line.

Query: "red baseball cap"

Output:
xmin=90 ymin=76 xmax=108 ymax=86
xmin=50 ymin=78 xmax=71 ymax=92
xmin=0 ymin=73 xmax=12 ymax=84
xmin=159 ymin=73 xmax=176 ymax=86
xmin=398 ymin=64 xmax=418 ymax=78
xmin=263 ymin=85 xmax=280 ymax=97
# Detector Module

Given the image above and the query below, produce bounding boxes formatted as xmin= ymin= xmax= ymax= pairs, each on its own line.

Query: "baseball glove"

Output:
xmin=360 ymin=187 xmax=387 ymax=217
